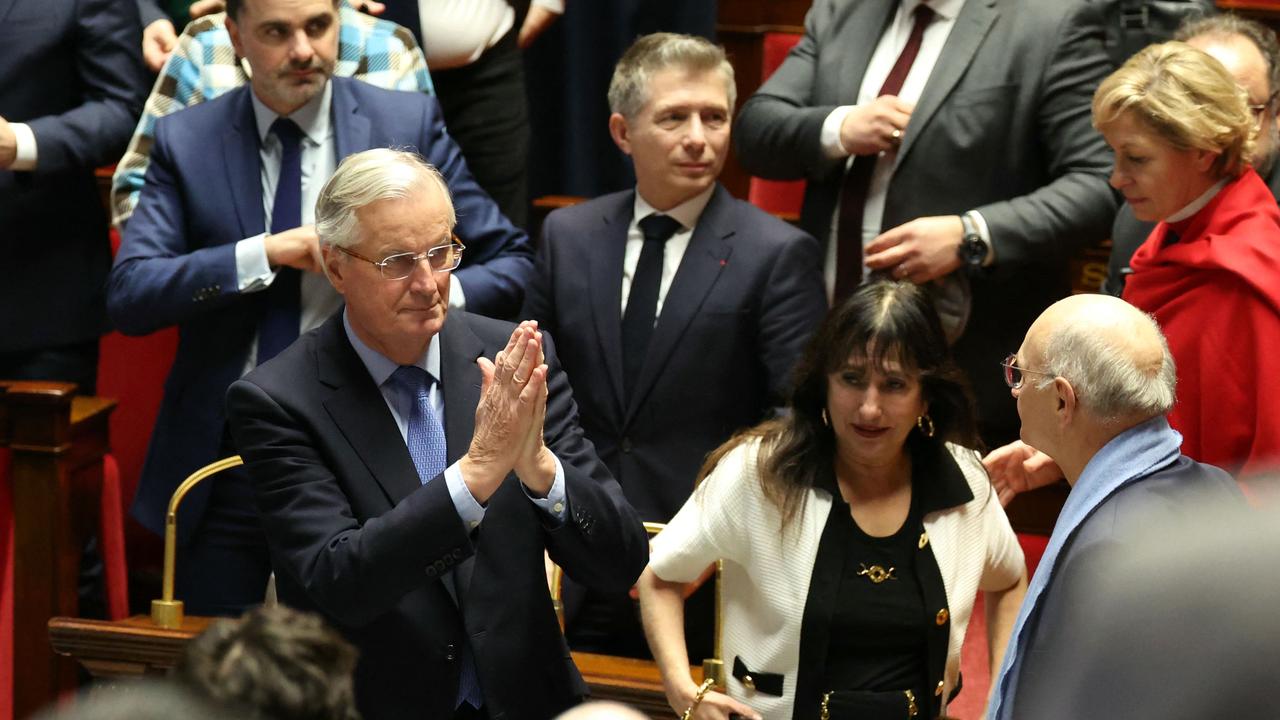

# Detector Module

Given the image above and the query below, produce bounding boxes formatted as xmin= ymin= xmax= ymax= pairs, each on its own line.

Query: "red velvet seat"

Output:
xmin=746 ymin=32 xmax=807 ymax=218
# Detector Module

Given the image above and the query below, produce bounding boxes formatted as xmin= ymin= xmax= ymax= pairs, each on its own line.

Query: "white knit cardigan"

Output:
xmin=648 ymin=438 xmax=1024 ymax=720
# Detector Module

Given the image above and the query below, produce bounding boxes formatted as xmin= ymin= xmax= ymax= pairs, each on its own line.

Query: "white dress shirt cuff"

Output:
xmin=445 ymin=462 xmax=486 ymax=531
xmin=524 ymin=454 xmax=568 ymax=523
xmin=448 ymin=277 xmax=467 ymax=310
xmin=236 ymin=234 xmax=278 ymax=292
xmin=821 ymin=106 xmax=856 ymax=159
xmin=9 ymin=122 xmax=38 ymax=171
xmin=968 ymin=210 xmax=997 ymax=266
xmin=532 ymin=0 xmax=564 ymax=13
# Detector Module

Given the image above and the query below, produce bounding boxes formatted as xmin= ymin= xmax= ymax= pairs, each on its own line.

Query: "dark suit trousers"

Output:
xmin=431 ymin=30 xmax=530 ymax=230
xmin=0 ymin=339 xmax=99 ymax=395
xmin=176 ymin=463 xmax=272 ymax=616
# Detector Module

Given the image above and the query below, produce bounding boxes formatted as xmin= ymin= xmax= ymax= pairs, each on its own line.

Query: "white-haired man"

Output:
xmin=225 ymin=148 xmax=648 ymax=720
xmin=986 ymin=294 xmax=1240 ymax=719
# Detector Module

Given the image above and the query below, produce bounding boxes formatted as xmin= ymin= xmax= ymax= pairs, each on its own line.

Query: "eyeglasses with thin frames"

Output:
xmin=337 ymin=237 xmax=465 ymax=280
xmin=1001 ymin=352 xmax=1054 ymax=390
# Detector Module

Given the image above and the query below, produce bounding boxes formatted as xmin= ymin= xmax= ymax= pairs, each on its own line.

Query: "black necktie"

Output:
xmin=257 ymin=118 xmax=305 ymax=365
xmin=622 ymin=214 xmax=683 ymax=397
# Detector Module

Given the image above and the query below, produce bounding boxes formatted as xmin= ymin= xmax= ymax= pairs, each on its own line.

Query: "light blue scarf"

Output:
xmin=988 ymin=416 xmax=1183 ymax=719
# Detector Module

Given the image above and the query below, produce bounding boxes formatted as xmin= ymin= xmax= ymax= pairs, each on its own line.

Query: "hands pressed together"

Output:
xmin=461 ymin=321 xmax=556 ymax=504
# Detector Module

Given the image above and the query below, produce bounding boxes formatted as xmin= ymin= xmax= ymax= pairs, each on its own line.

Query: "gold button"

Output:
xmin=935 ymin=680 xmax=944 ymax=696
xmin=935 ymin=608 xmax=949 ymax=625
xmin=742 ymin=674 xmax=755 ymax=691
xmin=918 ymin=531 xmax=929 ymax=549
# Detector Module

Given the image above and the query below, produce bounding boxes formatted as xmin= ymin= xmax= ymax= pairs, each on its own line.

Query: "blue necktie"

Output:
xmin=388 ymin=366 xmax=483 ymax=709
xmin=621 ymin=213 xmax=682 ymax=398
xmin=256 ymin=117 xmax=305 ymax=365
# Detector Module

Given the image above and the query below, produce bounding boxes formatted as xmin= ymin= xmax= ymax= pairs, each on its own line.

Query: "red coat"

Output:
xmin=1124 ymin=168 xmax=1280 ymax=476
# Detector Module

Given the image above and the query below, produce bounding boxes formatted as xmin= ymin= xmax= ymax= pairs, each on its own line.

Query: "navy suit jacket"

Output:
xmin=1011 ymin=454 xmax=1241 ymax=715
xmin=521 ymin=184 xmax=827 ymax=523
xmin=0 ymin=0 xmax=146 ymax=352
xmin=226 ymin=310 xmax=648 ymax=720
xmin=111 ymin=77 xmax=533 ymax=537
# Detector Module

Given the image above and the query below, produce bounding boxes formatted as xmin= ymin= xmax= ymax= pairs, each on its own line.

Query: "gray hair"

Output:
xmin=1177 ymin=13 xmax=1280 ymax=101
xmin=1036 ymin=312 xmax=1177 ymax=422
xmin=315 ymin=148 xmax=454 ymax=250
xmin=607 ymin=33 xmax=736 ymax=119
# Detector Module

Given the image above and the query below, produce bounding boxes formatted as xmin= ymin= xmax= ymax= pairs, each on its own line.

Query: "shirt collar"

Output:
xmin=632 ymin=184 xmax=716 ymax=232
xmin=902 ymin=0 xmax=965 ymax=22
xmin=250 ymin=79 xmax=333 ymax=146
xmin=342 ymin=308 xmax=441 ymax=387
xmin=1166 ymin=177 xmax=1230 ymax=223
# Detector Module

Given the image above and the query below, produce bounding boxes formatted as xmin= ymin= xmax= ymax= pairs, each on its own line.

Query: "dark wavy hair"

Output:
xmin=699 ymin=280 xmax=979 ymax=529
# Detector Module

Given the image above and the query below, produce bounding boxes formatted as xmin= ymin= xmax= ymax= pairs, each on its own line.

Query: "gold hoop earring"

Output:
xmin=916 ymin=413 xmax=935 ymax=438
xmin=821 ymin=408 xmax=830 ymax=428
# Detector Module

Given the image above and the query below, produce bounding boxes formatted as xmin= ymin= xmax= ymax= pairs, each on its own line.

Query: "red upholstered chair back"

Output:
xmin=99 ymin=228 xmax=176 ymax=592
xmin=746 ymin=32 xmax=807 ymax=218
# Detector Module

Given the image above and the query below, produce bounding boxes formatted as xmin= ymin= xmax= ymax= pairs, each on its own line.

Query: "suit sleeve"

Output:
xmin=415 ymin=96 xmax=534 ymax=318
xmin=25 ymin=0 xmax=148 ymax=175
xmin=517 ymin=208 xmax=560 ymax=335
xmin=227 ymin=377 xmax=477 ymax=628
xmin=756 ymin=228 xmax=828 ymax=403
xmin=973 ymin=0 xmax=1118 ymax=267
xmin=106 ymin=115 xmax=241 ymax=335
xmin=540 ymin=331 xmax=650 ymax=591
xmin=733 ymin=0 xmax=846 ymax=182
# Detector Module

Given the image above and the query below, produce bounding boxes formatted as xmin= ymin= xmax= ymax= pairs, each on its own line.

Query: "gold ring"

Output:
xmin=512 ymin=374 xmax=528 ymax=384
xmin=891 ymin=129 xmax=902 ymax=141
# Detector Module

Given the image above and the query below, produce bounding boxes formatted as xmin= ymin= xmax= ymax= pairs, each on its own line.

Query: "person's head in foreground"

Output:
xmin=1094 ymin=41 xmax=1256 ymax=222
xmin=175 ymin=605 xmax=361 ymax=720
xmin=1006 ymin=293 xmax=1176 ymax=483
xmin=34 ymin=682 xmax=234 ymax=720
xmin=554 ymin=701 xmax=650 ymax=720
xmin=318 ymin=148 xmax=460 ymax=366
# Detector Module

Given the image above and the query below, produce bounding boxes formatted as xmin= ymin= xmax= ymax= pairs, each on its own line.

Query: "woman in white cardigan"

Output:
xmin=638 ymin=280 xmax=1028 ymax=720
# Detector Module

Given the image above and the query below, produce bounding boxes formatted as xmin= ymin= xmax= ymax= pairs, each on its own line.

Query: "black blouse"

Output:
xmin=788 ymin=438 xmax=977 ymax=720
xmin=824 ymin=490 xmax=929 ymax=700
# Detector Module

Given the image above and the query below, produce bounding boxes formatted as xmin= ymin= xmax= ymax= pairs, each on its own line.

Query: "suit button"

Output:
xmin=425 ymin=566 xmax=437 ymax=578
xmin=452 ymin=548 xmax=463 ymax=560
xmin=742 ymin=674 xmax=755 ymax=691
xmin=445 ymin=644 xmax=457 ymax=661
xmin=434 ymin=559 xmax=447 ymax=573
xmin=935 ymin=608 xmax=949 ymax=626
xmin=621 ymin=438 xmax=633 ymax=453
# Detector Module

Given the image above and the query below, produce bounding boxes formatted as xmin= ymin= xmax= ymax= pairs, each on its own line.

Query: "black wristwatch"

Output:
xmin=957 ymin=212 xmax=990 ymax=273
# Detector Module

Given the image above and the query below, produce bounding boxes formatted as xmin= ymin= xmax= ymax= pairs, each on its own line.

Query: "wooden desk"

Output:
xmin=49 ymin=616 xmax=695 ymax=718
xmin=2 ymin=382 xmax=116 ymax=719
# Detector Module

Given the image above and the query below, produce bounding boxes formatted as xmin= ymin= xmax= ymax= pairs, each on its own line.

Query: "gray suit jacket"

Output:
xmin=734 ymin=0 xmax=1118 ymax=443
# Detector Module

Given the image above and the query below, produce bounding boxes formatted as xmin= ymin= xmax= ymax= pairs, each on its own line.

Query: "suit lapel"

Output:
xmin=895 ymin=0 xmax=999 ymax=168
xmin=223 ymin=87 xmax=267 ymax=240
xmin=437 ymin=313 xmax=484 ymax=465
xmin=332 ymin=78 xmax=372 ymax=161
xmin=625 ymin=186 xmax=733 ymax=423
xmin=590 ymin=194 xmax=631 ymax=415
xmin=317 ymin=315 xmax=423 ymax=508
xmin=835 ymin=0 xmax=899 ymax=104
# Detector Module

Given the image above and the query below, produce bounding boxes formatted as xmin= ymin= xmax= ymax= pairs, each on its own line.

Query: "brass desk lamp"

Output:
xmin=150 ymin=455 xmax=244 ymax=628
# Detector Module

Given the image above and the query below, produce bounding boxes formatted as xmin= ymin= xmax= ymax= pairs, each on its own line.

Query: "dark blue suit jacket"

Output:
xmin=1011 ymin=454 xmax=1241 ymax=716
xmin=226 ymin=310 xmax=648 ymax=720
xmin=0 ymin=0 xmax=146 ymax=353
xmin=521 ymin=184 xmax=827 ymax=523
xmin=110 ymin=77 xmax=533 ymax=537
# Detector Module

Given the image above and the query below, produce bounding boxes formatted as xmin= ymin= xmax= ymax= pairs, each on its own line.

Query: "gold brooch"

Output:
xmin=857 ymin=563 xmax=898 ymax=584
